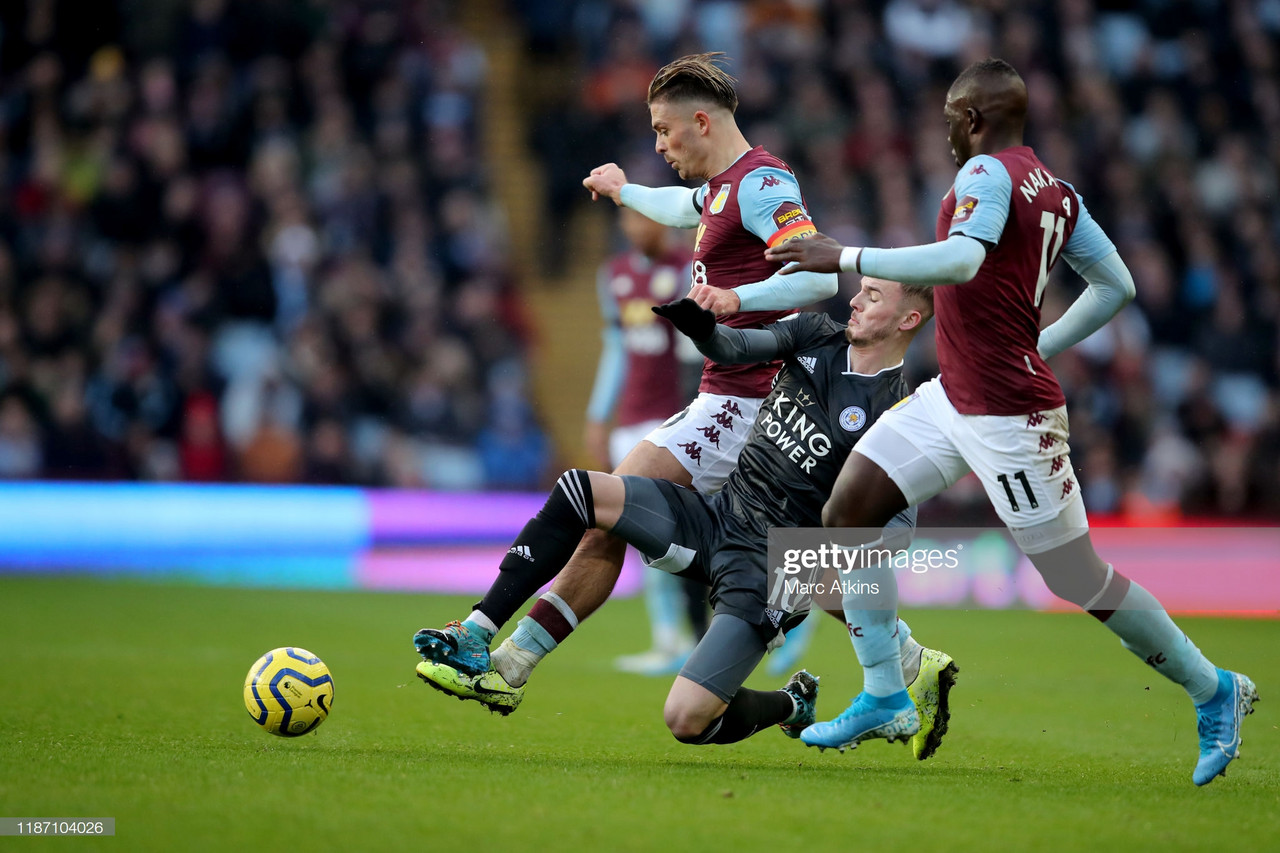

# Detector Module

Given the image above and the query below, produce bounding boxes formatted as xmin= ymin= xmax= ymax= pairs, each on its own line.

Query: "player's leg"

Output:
xmin=417 ymin=472 xmax=704 ymax=709
xmin=956 ymin=403 xmax=1257 ymax=784
xmin=490 ymin=394 xmax=757 ymax=686
xmin=487 ymin=440 xmax=691 ymax=686
xmin=664 ymin=614 xmax=817 ymax=745
xmin=811 ymin=609 xmax=959 ymax=759
xmin=413 ymin=435 xmax=684 ymax=671
xmin=1026 ymin=527 xmax=1257 ymax=784
xmin=413 ymin=468 xmax=624 ymax=672
xmin=610 ymin=420 xmax=698 ymax=673
xmin=808 ymin=379 xmax=968 ymax=749
xmin=801 ymin=533 xmax=919 ymax=751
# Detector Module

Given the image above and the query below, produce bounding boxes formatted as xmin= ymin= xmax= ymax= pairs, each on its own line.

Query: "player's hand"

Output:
xmin=652 ymin=298 xmax=716 ymax=343
xmin=583 ymin=420 xmax=611 ymax=469
xmin=764 ymin=233 xmax=847 ymax=274
xmin=688 ymin=283 xmax=741 ymax=316
xmin=583 ymin=163 xmax=627 ymax=204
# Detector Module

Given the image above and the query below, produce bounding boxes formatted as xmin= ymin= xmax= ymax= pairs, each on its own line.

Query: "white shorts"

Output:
xmin=854 ymin=376 xmax=1087 ymax=554
xmin=609 ymin=419 xmax=665 ymax=469
xmin=643 ymin=393 xmax=762 ymax=494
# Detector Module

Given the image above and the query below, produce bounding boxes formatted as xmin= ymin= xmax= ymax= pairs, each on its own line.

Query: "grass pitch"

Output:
xmin=1 ymin=576 xmax=1276 ymax=852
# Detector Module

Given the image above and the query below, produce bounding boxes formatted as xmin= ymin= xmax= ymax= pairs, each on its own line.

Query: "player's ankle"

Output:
xmin=492 ymin=638 xmax=540 ymax=688
xmin=900 ymin=638 xmax=924 ymax=684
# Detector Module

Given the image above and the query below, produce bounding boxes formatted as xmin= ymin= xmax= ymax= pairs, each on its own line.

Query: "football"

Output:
xmin=243 ymin=647 xmax=334 ymax=737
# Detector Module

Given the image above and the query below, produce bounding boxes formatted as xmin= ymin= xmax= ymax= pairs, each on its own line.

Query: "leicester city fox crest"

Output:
xmin=839 ymin=406 xmax=867 ymax=432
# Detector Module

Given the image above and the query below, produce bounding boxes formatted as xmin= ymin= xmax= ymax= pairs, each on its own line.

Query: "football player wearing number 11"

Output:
xmin=766 ymin=58 xmax=1257 ymax=786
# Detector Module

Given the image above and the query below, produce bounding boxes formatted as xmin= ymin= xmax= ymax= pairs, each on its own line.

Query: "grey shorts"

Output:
xmin=610 ymin=477 xmax=804 ymax=640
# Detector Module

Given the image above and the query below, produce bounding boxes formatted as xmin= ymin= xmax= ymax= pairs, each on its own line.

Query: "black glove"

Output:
xmin=652 ymin=298 xmax=716 ymax=343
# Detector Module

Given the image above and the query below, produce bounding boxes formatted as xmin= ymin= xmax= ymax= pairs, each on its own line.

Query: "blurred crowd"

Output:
xmin=0 ymin=0 xmax=550 ymax=490
xmin=519 ymin=0 xmax=1280 ymax=519
xmin=2 ymin=0 xmax=1278 ymax=518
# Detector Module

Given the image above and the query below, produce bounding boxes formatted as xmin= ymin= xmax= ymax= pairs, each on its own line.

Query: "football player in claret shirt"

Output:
xmin=417 ymin=278 xmax=960 ymax=759
xmin=414 ymin=54 xmax=843 ymax=703
xmin=767 ymin=58 xmax=1256 ymax=785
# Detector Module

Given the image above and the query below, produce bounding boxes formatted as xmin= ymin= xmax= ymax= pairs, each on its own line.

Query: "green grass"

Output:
xmin=1 ymin=576 xmax=1277 ymax=852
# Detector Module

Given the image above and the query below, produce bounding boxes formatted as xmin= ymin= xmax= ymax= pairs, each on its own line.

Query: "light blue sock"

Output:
xmin=645 ymin=567 xmax=685 ymax=652
xmin=841 ymin=559 xmax=903 ymax=698
xmin=509 ymin=615 xmax=558 ymax=656
xmin=1100 ymin=577 xmax=1218 ymax=705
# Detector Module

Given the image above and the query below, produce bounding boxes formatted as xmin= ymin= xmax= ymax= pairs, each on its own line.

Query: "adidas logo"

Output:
xmin=798 ymin=355 xmax=817 ymax=374
xmin=507 ymin=545 xmax=534 ymax=562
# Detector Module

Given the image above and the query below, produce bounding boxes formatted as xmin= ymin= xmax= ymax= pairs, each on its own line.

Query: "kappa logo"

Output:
xmin=798 ymin=355 xmax=817 ymax=374
xmin=970 ymin=163 xmax=988 ymax=176
xmin=709 ymin=183 xmax=732 ymax=215
xmin=678 ymin=440 xmax=703 ymax=465
xmin=721 ymin=400 xmax=743 ymax=417
xmin=697 ymin=425 xmax=722 ymax=448
xmin=712 ymin=411 xmax=735 ymax=431
xmin=839 ymin=406 xmax=867 ymax=432
xmin=507 ymin=544 xmax=534 ymax=562
xmin=760 ymin=174 xmax=782 ymax=189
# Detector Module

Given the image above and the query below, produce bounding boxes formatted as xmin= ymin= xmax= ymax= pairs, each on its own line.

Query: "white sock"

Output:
xmin=491 ymin=638 xmax=542 ymax=688
xmin=899 ymin=629 xmax=924 ymax=686
xmin=466 ymin=609 xmax=499 ymax=637
xmin=1098 ymin=575 xmax=1219 ymax=704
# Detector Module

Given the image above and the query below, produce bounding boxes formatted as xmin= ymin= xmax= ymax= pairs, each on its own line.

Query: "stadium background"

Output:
xmin=1 ymin=4 xmax=1278 ymax=850
xmin=0 ymin=0 xmax=1276 ymax=596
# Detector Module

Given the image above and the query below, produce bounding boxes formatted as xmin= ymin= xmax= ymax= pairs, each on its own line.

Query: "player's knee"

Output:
xmin=542 ymin=469 xmax=597 ymax=530
xmin=1029 ymin=547 xmax=1109 ymax=607
xmin=822 ymin=496 xmax=869 ymax=529
xmin=664 ymin=699 xmax=715 ymax=742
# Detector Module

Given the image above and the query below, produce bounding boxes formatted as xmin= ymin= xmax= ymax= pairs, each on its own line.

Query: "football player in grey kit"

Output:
xmin=417 ymin=278 xmax=960 ymax=757
xmin=415 ymin=51 xmax=841 ymax=715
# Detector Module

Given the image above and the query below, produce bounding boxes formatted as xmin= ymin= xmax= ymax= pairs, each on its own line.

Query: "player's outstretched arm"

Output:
xmin=763 ymin=233 xmax=846 ymax=273
xmin=709 ymin=265 xmax=838 ymax=316
xmin=1037 ymin=251 xmax=1136 ymax=359
xmin=583 ymin=163 xmax=701 ymax=228
xmin=768 ymin=233 xmax=988 ymax=286
xmin=652 ymin=298 xmax=782 ymax=364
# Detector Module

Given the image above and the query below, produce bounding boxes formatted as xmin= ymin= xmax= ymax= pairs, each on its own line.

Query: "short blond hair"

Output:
xmin=647 ymin=52 xmax=738 ymax=113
